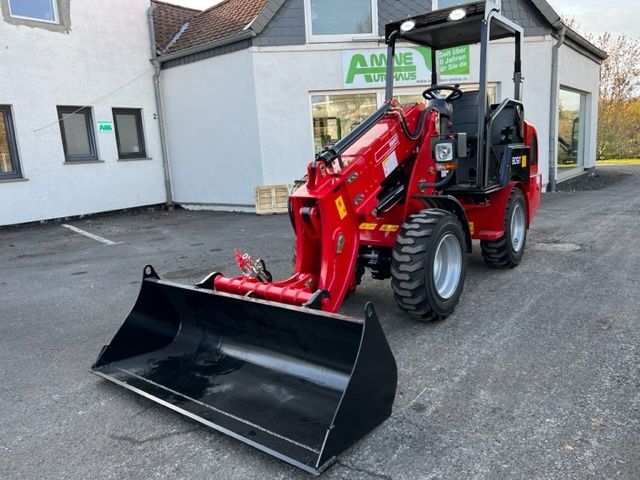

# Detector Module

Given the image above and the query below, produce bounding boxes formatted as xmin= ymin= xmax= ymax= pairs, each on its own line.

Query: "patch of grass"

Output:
xmin=596 ymin=158 xmax=640 ymax=165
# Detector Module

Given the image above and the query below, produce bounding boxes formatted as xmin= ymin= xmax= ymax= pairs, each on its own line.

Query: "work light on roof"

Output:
xmin=400 ymin=19 xmax=416 ymax=33
xmin=448 ymin=8 xmax=467 ymax=21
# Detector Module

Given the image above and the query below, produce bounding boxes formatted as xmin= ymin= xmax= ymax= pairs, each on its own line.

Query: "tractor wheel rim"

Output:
xmin=433 ymin=233 xmax=462 ymax=300
xmin=511 ymin=203 xmax=526 ymax=253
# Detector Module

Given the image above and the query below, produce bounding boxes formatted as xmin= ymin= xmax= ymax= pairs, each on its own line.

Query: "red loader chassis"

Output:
xmin=92 ymin=1 xmax=541 ymax=475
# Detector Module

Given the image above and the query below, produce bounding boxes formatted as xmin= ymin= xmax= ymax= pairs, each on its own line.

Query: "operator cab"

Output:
xmin=384 ymin=0 xmax=531 ymax=193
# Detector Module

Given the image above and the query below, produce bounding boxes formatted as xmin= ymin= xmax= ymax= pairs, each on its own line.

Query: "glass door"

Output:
xmin=558 ymin=88 xmax=586 ymax=173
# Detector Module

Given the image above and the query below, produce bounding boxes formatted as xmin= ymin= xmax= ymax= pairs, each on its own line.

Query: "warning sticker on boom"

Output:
xmin=382 ymin=151 xmax=399 ymax=177
xmin=335 ymin=196 xmax=348 ymax=220
xmin=359 ymin=223 xmax=377 ymax=230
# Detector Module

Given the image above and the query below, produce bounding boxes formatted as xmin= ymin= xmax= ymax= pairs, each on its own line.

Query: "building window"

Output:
xmin=9 ymin=0 xmax=58 ymax=23
xmin=433 ymin=0 xmax=476 ymax=10
xmin=311 ymin=93 xmax=377 ymax=153
xmin=57 ymin=106 xmax=98 ymax=162
xmin=112 ymin=109 xmax=147 ymax=159
xmin=558 ymin=88 xmax=586 ymax=172
xmin=306 ymin=0 xmax=377 ymax=42
xmin=0 ymin=106 xmax=22 ymax=180
xmin=396 ymin=84 xmax=498 ymax=106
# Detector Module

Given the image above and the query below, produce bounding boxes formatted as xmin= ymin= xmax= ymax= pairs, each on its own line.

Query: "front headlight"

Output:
xmin=435 ymin=142 xmax=454 ymax=162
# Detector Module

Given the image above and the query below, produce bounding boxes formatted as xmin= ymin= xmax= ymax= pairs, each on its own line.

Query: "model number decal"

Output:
xmin=512 ymin=155 xmax=527 ymax=167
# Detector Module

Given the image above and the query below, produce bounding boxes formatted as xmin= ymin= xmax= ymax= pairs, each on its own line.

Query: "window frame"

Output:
xmin=309 ymin=90 xmax=380 ymax=155
xmin=309 ymin=83 xmax=501 ymax=156
xmin=112 ymin=108 xmax=147 ymax=160
xmin=57 ymin=106 xmax=99 ymax=163
xmin=8 ymin=0 xmax=59 ymax=24
xmin=304 ymin=0 xmax=379 ymax=43
xmin=557 ymin=86 xmax=588 ymax=174
xmin=0 ymin=105 xmax=23 ymax=180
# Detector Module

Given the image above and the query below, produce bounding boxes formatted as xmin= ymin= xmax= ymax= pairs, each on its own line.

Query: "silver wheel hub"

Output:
xmin=510 ymin=203 xmax=526 ymax=253
xmin=432 ymin=233 xmax=463 ymax=300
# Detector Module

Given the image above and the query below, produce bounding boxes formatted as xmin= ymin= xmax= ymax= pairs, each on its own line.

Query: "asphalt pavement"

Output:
xmin=1 ymin=165 xmax=639 ymax=480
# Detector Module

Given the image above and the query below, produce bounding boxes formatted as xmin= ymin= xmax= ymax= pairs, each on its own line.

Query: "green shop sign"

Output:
xmin=97 ymin=120 xmax=113 ymax=133
xmin=342 ymin=45 xmax=470 ymax=89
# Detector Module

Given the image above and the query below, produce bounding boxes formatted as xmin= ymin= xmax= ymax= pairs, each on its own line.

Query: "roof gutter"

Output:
xmin=564 ymin=28 xmax=608 ymax=61
xmin=147 ymin=4 xmax=175 ymax=208
xmin=156 ymin=30 xmax=255 ymax=64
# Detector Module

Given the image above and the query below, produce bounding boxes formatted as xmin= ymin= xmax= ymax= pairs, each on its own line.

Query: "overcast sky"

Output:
xmin=548 ymin=0 xmax=639 ymax=37
xmin=169 ymin=0 xmax=640 ymax=38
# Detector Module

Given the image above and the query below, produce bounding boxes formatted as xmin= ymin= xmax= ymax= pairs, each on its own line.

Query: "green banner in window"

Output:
xmin=342 ymin=45 xmax=470 ymax=89
xmin=438 ymin=45 xmax=470 ymax=76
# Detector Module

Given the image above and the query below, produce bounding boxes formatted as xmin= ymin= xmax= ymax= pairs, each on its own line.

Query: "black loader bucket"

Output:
xmin=92 ymin=266 xmax=397 ymax=475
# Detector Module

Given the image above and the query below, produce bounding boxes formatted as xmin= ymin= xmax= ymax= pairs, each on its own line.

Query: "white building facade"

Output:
xmin=0 ymin=0 xmax=168 ymax=226
xmin=156 ymin=0 xmax=606 ymax=211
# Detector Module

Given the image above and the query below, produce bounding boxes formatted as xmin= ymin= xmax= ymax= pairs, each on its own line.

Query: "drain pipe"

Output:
xmin=548 ymin=25 xmax=566 ymax=192
xmin=147 ymin=4 xmax=175 ymax=208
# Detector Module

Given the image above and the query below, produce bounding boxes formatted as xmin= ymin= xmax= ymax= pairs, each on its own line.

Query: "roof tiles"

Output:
xmin=153 ymin=0 xmax=271 ymax=55
xmin=152 ymin=0 xmax=201 ymax=51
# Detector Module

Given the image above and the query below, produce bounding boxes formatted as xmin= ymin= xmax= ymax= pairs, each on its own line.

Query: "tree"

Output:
xmin=591 ymin=33 xmax=640 ymax=158
xmin=563 ymin=18 xmax=640 ymax=159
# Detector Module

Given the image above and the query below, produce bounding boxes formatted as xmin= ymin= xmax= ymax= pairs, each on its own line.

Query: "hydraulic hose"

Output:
xmin=421 ymin=170 xmax=456 ymax=190
xmin=395 ymin=107 xmax=431 ymax=142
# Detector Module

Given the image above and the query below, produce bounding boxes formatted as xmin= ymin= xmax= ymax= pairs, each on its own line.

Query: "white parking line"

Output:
xmin=62 ymin=224 xmax=122 ymax=246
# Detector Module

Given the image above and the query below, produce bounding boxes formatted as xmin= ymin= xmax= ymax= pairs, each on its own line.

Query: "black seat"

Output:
xmin=448 ymin=91 xmax=488 ymax=185
xmin=488 ymin=103 xmax=524 ymax=145
xmin=450 ymin=90 xmax=486 ymax=137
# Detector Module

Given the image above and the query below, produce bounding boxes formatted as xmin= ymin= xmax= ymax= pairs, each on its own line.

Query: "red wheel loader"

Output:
xmin=93 ymin=1 xmax=542 ymax=475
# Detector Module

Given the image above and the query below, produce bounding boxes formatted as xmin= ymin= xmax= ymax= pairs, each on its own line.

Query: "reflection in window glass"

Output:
xmin=435 ymin=0 xmax=476 ymax=9
xmin=113 ymin=109 xmax=146 ymax=159
xmin=0 ymin=113 xmax=12 ymax=173
xmin=310 ymin=0 xmax=372 ymax=36
xmin=62 ymin=114 xmax=92 ymax=157
xmin=57 ymin=106 xmax=98 ymax=162
xmin=558 ymin=89 xmax=584 ymax=169
xmin=311 ymin=93 xmax=377 ymax=153
xmin=396 ymin=84 xmax=498 ymax=106
xmin=0 ymin=106 xmax=22 ymax=178
xmin=9 ymin=0 xmax=57 ymax=22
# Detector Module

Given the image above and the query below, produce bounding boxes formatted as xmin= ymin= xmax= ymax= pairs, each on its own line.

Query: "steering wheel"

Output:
xmin=422 ymin=85 xmax=463 ymax=101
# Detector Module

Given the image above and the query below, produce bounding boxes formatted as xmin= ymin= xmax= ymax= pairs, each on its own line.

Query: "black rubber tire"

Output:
xmin=481 ymin=188 xmax=527 ymax=269
xmin=391 ymin=209 xmax=467 ymax=321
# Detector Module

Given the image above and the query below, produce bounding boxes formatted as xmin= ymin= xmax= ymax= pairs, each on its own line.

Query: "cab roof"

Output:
xmin=385 ymin=1 xmax=521 ymax=51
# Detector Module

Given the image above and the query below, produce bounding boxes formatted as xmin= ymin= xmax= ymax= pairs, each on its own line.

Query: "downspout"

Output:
xmin=548 ymin=25 xmax=565 ymax=192
xmin=147 ymin=4 xmax=175 ymax=208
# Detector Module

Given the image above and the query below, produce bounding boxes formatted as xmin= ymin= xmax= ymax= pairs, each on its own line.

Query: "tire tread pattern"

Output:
xmin=391 ymin=209 xmax=457 ymax=321
xmin=481 ymin=188 xmax=526 ymax=269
